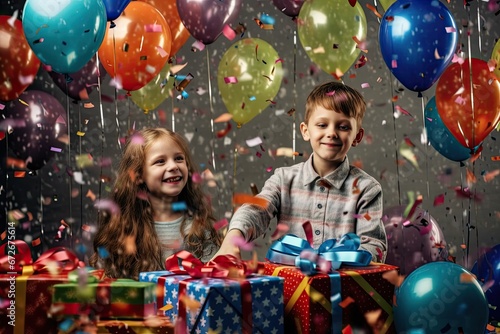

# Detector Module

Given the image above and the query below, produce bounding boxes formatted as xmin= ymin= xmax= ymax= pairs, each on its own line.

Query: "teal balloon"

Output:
xmin=425 ymin=97 xmax=471 ymax=162
xmin=394 ymin=262 xmax=489 ymax=333
xmin=22 ymin=0 xmax=107 ymax=74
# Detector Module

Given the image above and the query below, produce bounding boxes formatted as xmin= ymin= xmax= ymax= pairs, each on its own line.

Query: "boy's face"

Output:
xmin=300 ymin=105 xmax=364 ymax=176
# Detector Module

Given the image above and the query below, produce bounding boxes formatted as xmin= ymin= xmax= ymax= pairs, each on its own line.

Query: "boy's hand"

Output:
xmin=211 ymin=229 xmax=243 ymax=260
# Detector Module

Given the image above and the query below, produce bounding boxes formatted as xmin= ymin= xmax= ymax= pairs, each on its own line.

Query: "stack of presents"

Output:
xmin=1 ymin=234 xmax=399 ymax=334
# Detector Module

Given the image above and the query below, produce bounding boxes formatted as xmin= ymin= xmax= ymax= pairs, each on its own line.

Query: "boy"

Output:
xmin=216 ymin=82 xmax=387 ymax=262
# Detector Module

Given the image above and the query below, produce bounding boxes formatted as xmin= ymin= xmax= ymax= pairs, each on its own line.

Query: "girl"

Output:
xmin=90 ymin=128 xmax=221 ymax=279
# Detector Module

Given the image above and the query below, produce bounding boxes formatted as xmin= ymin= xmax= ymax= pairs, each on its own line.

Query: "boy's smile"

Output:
xmin=300 ymin=105 xmax=364 ymax=176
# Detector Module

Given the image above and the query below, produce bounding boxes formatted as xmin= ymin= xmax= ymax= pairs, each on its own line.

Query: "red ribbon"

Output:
xmin=164 ymin=250 xmax=262 ymax=279
xmin=0 ymin=240 xmax=80 ymax=274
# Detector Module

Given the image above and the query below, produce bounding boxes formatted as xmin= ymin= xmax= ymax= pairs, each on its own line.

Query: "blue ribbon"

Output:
xmin=265 ymin=233 xmax=372 ymax=275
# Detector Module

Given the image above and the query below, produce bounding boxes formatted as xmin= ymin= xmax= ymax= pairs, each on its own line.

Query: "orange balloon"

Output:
xmin=435 ymin=58 xmax=500 ymax=149
xmin=0 ymin=16 xmax=40 ymax=101
xmin=139 ymin=0 xmax=190 ymax=56
xmin=98 ymin=2 xmax=172 ymax=92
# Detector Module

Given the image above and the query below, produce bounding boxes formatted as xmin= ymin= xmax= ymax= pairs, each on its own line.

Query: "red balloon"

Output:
xmin=98 ymin=2 xmax=172 ymax=92
xmin=4 ymin=90 xmax=67 ymax=170
xmin=435 ymin=58 xmax=500 ymax=149
xmin=0 ymin=15 xmax=40 ymax=101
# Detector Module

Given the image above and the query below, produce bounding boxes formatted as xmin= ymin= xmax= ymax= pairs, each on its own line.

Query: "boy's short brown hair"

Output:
xmin=304 ymin=82 xmax=366 ymax=127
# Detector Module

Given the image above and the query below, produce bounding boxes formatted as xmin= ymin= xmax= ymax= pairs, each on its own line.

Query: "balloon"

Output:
xmin=471 ymin=244 xmax=500 ymax=321
xmin=176 ymin=0 xmax=242 ymax=45
xmin=139 ymin=0 xmax=190 ymax=56
xmin=435 ymin=58 xmax=500 ymax=149
xmin=383 ymin=206 xmax=448 ymax=276
xmin=102 ymin=0 xmax=131 ymax=21
xmin=272 ymin=0 xmax=305 ymax=18
xmin=98 ymin=1 xmax=172 ymax=92
xmin=379 ymin=0 xmax=458 ymax=92
xmin=0 ymin=16 xmax=40 ymax=101
xmin=4 ymin=90 xmax=67 ymax=170
xmin=22 ymin=0 xmax=107 ymax=74
xmin=394 ymin=262 xmax=489 ymax=333
xmin=378 ymin=0 xmax=396 ymax=11
xmin=48 ymin=55 xmax=106 ymax=101
xmin=425 ymin=96 xmax=471 ymax=162
xmin=298 ymin=0 xmax=367 ymax=78
xmin=493 ymin=38 xmax=500 ymax=80
xmin=129 ymin=63 xmax=174 ymax=112
xmin=217 ymin=38 xmax=283 ymax=126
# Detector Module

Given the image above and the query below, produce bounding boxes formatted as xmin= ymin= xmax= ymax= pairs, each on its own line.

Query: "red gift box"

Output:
xmin=0 ymin=240 xmax=84 ymax=334
xmin=263 ymin=262 xmax=398 ymax=334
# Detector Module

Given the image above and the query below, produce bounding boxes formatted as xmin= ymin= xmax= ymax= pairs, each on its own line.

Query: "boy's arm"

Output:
xmin=212 ymin=172 xmax=282 ymax=259
xmin=356 ymin=184 xmax=388 ymax=263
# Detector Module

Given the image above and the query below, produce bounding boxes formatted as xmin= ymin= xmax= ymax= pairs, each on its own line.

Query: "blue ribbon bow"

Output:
xmin=266 ymin=233 xmax=372 ymax=275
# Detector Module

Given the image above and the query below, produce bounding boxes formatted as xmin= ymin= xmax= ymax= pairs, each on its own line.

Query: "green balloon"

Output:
xmin=217 ymin=38 xmax=283 ymax=126
xmin=298 ymin=0 xmax=367 ymax=77
xmin=379 ymin=0 xmax=396 ymax=11
xmin=130 ymin=63 xmax=174 ymax=113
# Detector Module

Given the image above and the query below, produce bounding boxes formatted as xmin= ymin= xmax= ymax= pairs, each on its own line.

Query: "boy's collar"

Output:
xmin=303 ymin=154 xmax=350 ymax=189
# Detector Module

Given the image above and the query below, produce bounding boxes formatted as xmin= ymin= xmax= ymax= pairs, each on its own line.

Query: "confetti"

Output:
xmin=214 ymin=113 xmax=233 ymax=123
xmin=145 ymin=24 xmax=162 ymax=32
xmin=222 ymin=24 xmax=236 ymax=40
xmin=433 ymin=194 xmax=445 ymax=206
xmin=224 ymin=76 xmax=238 ymax=84
xmin=232 ymin=193 xmax=268 ymax=209
xmin=245 ymin=136 xmax=262 ymax=147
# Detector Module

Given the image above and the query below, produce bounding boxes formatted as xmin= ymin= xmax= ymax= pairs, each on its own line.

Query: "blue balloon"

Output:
xmin=22 ymin=0 xmax=107 ymax=74
xmin=379 ymin=0 xmax=458 ymax=92
xmin=425 ymin=96 xmax=471 ymax=162
xmin=471 ymin=244 xmax=500 ymax=322
xmin=102 ymin=0 xmax=131 ymax=21
xmin=394 ymin=262 xmax=489 ymax=333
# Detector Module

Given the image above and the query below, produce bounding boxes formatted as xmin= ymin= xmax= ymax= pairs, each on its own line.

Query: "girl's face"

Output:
xmin=141 ymin=136 xmax=189 ymax=202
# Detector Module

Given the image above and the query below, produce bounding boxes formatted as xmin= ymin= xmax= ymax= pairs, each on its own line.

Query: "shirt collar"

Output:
xmin=303 ymin=154 xmax=350 ymax=189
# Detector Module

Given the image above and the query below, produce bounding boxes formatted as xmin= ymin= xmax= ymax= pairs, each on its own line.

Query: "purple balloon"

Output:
xmin=176 ymin=0 xmax=242 ymax=45
xmin=383 ymin=206 xmax=448 ymax=275
xmin=48 ymin=55 xmax=106 ymax=101
xmin=102 ymin=0 xmax=131 ymax=21
xmin=272 ymin=0 xmax=305 ymax=17
xmin=3 ymin=90 xmax=67 ymax=170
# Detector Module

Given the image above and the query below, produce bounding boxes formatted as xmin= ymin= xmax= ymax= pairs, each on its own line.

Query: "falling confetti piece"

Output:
xmin=224 ymin=76 xmax=238 ymax=84
xmin=338 ymin=296 xmax=355 ymax=308
xmin=191 ymin=40 xmax=205 ymax=51
xmin=222 ymin=24 xmax=236 ymax=40
xmin=214 ymin=113 xmax=233 ymax=123
xmin=246 ymin=137 xmax=263 ymax=147
xmin=433 ymin=194 xmax=445 ymax=206
xmin=145 ymin=24 xmax=162 ymax=32
xmin=233 ymin=193 xmax=268 ymax=208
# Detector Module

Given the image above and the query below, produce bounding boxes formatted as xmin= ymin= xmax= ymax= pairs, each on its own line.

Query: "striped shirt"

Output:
xmin=155 ymin=216 xmax=218 ymax=264
xmin=228 ymin=155 xmax=387 ymax=262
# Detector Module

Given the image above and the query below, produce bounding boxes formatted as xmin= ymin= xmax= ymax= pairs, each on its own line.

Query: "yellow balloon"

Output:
xmin=217 ymin=38 xmax=283 ymax=126
xmin=130 ymin=63 xmax=174 ymax=113
xmin=378 ymin=0 xmax=396 ymax=11
xmin=493 ymin=38 xmax=500 ymax=80
xmin=298 ymin=0 xmax=367 ymax=77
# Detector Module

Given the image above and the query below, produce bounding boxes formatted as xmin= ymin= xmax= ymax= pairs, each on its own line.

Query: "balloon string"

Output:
xmin=95 ymin=53 xmax=105 ymax=211
xmin=170 ymin=90 xmax=176 ymax=132
xmin=292 ymin=26 xmax=297 ymax=162
xmin=420 ymin=96 xmax=430 ymax=199
xmin=64 ymin=80 xmax=73 ymax=249
xmin=206 ymin=47 xmax=217 ymax=173
xmin=111 ymin=27 xmax=121 ymax=149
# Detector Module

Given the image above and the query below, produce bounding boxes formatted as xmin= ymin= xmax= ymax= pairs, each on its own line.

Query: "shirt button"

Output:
xmin=317 ymin=204 xmax=322 ymax=209
xmin=320 ymin=186 xmax=325 ymax=192
xmin=315 ymin=230 xmax=321 ymax=235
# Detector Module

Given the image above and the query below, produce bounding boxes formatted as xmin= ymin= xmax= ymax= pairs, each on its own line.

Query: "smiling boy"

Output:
xmin=215 ymin=82 xmax=387 ymax=262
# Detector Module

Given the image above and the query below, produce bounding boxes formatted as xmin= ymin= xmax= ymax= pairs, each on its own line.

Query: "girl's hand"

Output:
xmin=211 ymin=229 xmax=243 ymax=260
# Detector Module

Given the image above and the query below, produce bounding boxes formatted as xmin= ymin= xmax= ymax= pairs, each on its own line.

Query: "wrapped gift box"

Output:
xmin=95 ymin=318 xmax=174 ymax=334
xmin=263 ymin=262 xmax=398 ymax=334
xmin=139 ymin=270 xmax=285 ymax=333
xmin=52 ymin=279 xmax=157 ymax=320
xmin=0 ymin=241 xmax=88 ymax=334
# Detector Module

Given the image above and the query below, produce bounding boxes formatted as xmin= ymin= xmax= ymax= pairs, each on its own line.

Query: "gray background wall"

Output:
xmin=1 ymin=0 xmax=499 ymax=271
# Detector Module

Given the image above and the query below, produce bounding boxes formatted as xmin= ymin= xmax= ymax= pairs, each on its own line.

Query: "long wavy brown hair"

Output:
xmin=89 ymin=128 xmax=222 ymax=279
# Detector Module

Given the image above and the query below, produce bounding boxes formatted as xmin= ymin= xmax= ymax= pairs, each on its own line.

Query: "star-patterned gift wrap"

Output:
xmin=0 ymin=241 xmax=86 ymax=334
xmin=263 ymin=262 xmax=399 ymax=334
xmin=139 ymin=271 xmax=285 ymax=334
xmin=51 ymin=279 xmax=157 ymax=320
